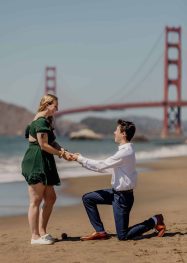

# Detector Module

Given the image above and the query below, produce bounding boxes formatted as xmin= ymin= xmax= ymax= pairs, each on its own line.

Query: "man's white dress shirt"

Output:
xmin=77 ymin=143 xmax=137 ymax=191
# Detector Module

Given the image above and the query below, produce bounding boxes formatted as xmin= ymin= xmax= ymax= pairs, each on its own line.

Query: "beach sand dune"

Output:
xmin=0 ymin=157 xmax=187 ymax=263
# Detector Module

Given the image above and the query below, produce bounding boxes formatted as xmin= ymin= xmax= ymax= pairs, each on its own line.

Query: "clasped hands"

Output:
xmin=59 ymin=150 xmax=79 ymax=161
xmin=64 ymin=151 xmax=80 ymax=161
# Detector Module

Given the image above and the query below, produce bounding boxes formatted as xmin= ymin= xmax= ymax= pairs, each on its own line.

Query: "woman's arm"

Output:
xmin=51 ymin=141 xmax=63 ymax=151
xmin=37 ymin=133 xmax=65 ymax=158
xmin=51 ymin=140 xmax=72 ymax=160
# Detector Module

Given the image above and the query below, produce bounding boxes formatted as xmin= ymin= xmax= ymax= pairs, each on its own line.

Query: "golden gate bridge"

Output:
xmin=44 ymin=26 xmax=187 ymax=138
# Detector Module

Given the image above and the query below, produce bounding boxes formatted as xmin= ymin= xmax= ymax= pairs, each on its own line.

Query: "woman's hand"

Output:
xmin=63 ymin=151 xmax=73 ymax=161
xmin=58 ymin=150 xmax=64 ymax=158
xmin=59 ymin=150 xmax=80 ymax=161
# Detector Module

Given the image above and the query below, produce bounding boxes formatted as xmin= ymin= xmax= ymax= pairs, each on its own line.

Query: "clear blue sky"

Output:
xmin=0 ymin=0 xmax=187 ymax=121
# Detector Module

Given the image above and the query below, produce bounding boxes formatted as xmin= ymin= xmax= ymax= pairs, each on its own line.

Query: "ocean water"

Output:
xmin=0 ymin=135 xmax=187 ymax=216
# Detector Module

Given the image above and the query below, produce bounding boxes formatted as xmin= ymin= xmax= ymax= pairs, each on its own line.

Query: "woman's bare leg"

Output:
xmin=28 ymin=183 xmax=46 ymax=239
xmin=39 ymin=186 xmax=56 ymax=236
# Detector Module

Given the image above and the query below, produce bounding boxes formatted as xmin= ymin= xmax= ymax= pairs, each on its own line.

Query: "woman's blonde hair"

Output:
xmin=37 ymin=94 xmax=58 ymax=112
xmin=37 ymin=94 xmax=58 ymax=127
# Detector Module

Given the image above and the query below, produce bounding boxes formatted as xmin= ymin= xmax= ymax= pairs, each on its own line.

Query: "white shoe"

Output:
xmin=41 ymin=234 xmax=56 ymax=242
xmin=31 ymin=236 xmax=54 ymax=245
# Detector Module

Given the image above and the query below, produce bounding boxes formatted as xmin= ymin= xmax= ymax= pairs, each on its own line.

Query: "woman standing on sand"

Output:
xmin=22 ymin=94 xmax=69 ymax=245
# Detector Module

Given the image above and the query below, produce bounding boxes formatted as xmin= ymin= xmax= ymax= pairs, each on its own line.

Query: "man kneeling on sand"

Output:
xmin=70 ymin=119 xmax=166 ymax=241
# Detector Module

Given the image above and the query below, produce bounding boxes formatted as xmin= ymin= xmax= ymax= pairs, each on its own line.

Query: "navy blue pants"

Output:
xmin=82 ymin=188 xmax=155 ymax=240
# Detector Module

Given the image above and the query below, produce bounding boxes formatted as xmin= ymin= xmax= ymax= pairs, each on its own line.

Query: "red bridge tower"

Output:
xmin=45 ymin=66 xmax=56 ymax=95
xmin=162 ymin=27 xmax=182 ymax=137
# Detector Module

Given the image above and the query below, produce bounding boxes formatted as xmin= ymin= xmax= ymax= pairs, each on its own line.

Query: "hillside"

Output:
xmin=1 ymin=99 xmax=187 ymax=138
xmin=58 ymin=116 xmax=187 ymax=139
xmin=80 ymin=116 xmax=163 ymax=138
xmin=0 ymin=100 xmax=34 ymax=136
xmin=56 ymin=116 xmax=164 ymax=139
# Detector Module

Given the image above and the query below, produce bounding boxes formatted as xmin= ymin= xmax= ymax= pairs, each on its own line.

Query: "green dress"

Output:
xmin=21 ymin=117 xmax=61 ymax=186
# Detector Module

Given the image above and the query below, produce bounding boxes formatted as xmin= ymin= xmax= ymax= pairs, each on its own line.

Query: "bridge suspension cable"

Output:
xmin=102 ymin=30 xmax=164 ymax=103
xmin=119 ymin=52 xmax=163 ymax=101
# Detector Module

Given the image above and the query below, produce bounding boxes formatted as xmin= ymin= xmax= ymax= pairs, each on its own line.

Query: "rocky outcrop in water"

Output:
xmin=69 ymin=128 xmax=103 ymax=140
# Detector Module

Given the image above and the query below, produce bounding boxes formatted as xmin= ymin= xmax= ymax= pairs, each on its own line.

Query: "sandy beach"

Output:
xmin=0 ymin=156 xmax=187 ymax=263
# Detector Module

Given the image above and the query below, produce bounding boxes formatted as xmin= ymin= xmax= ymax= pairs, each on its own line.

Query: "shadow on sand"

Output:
xmin=132 ymin=231 xmax=187 ymax=240
xmin=54 ymin=231 xmax=187 ymax=242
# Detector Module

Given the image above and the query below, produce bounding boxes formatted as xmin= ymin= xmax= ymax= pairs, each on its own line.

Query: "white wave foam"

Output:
xmin=0 ymin=157 xmax=23 ymax=183
xmin=0 ymin=144 xmax=187 ymax=183
xmin=136 ymin=144 xmax=187 ymax=161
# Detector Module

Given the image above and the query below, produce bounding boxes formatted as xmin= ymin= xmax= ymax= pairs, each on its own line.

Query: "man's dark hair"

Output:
xmin=117 ymin=119 xmax=136 ymax=141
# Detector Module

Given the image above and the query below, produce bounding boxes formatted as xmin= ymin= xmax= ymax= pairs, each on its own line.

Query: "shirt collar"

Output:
xmin=118 ymin=143 xmax=131 ymax=150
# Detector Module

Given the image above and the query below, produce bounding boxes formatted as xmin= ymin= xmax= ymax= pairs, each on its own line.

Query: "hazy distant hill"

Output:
xmin=80 ymin=116 xmax=163 ymax=138
xmin=55 ymin=116 xmax=164 ymax=138
xmin=81 ymin=116 xmax=187 ymax=138
xmin=1 ymin=99 xmax=187 ymax=137
xmin=0 ymin=100 xmax=34 ymax=136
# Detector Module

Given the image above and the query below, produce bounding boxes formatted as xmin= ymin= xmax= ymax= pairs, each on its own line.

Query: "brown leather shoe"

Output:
xmin=154 ymin=214 xmax=166 ymax=237
xmin=80 ymin=231 xmax=109 ymax=241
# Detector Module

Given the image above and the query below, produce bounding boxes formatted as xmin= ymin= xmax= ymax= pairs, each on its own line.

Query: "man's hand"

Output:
xmin=69 ymin=153 xmax=80 ymax=161
xmin=60 ymin=151 xmax=80 ymax=161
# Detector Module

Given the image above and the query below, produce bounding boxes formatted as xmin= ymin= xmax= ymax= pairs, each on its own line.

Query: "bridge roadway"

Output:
xmin=55 ymin=100 xmax=187 ymax=117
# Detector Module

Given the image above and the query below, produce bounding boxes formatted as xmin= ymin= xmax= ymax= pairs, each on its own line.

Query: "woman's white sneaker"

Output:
xmin=31 ymin=236 xmax=54 ymax=245
xmin=41 ymin=234 xmax=56 ymax=242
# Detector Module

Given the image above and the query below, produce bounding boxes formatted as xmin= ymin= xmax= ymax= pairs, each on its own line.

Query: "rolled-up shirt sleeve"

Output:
xmin=77 ymin=152 xmax=125 ymax=173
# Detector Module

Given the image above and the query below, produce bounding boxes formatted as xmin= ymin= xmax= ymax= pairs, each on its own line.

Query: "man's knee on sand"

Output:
xmin=82 ymin=192 xmax=91 ymax=204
